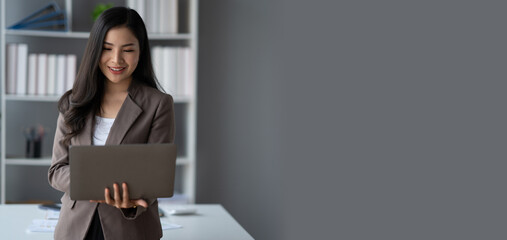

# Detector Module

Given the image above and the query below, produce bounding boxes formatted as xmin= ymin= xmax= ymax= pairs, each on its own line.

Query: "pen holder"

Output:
xmin=26 ymin=139 xmax=41 ymax=158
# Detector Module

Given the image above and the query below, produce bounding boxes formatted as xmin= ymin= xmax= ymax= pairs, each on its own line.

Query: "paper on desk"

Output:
xmin=28 ymin=211 xmax=181 ymax=232
xmin=27 ymin=219 xmax=58 ymax=232
xmin=161 ymin=222 xmax=182 ymax=230
xmin=45 ymin=210 xmax=60 ymax=219
xmin=27 ymin=210 xmax=60 ymax=232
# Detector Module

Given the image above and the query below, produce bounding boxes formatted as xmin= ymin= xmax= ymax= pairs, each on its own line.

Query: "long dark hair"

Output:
xmin=58 ymin=7 xmax=159 ymax=144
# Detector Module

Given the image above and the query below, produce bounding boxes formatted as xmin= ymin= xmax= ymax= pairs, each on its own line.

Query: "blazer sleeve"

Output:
xmin=48 ymin=113 xmax=71 ymax=193
xmin=122 ymin=93 xmax=175 ymax=220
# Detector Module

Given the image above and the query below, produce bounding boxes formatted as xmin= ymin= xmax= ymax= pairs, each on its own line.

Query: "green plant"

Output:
xmin=91 ymin=3 xmax=114 ymax=21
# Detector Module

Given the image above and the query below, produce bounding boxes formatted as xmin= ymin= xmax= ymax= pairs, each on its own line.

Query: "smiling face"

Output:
xmin=99 ymin=25 xmax=140 ymax=88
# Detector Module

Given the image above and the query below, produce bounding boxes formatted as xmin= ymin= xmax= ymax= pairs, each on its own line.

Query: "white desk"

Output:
xmin=0 ymin=204 xmax=253 ymax=240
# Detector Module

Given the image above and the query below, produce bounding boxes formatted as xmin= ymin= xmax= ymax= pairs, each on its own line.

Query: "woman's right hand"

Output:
xmin=90 ymin=182 xmax=148 ymax=209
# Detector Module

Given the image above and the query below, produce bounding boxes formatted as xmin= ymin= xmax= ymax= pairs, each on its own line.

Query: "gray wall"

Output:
xmin=197 ymin=1 xmax=507 ymax=240
xmin=196 ymin=1 xmax=282 ymax=239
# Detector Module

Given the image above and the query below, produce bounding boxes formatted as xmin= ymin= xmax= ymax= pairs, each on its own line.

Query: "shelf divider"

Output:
xmin=5 ymin=30 xmax=192 ymax=40
xmin=5 ymin=157 xmax=191 ymax=166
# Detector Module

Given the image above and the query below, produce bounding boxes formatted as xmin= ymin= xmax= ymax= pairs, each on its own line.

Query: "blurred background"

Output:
xmin=198 ymin=0 xmax=507 ymax=239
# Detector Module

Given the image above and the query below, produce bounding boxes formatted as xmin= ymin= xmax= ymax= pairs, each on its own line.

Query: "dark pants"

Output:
xmin=85 ymin=208 xmax=104 ymax=240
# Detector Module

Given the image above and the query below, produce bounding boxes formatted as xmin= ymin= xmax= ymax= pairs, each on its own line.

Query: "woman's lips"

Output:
xmin=108 ymin=66 xmax=126 ymax=74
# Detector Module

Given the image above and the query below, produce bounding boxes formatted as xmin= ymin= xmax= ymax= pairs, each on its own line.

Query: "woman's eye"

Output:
xmin=103 ymin=48 xmax=112 ymax=51
xmin=124 ymin=50 xmax=134 ymax=52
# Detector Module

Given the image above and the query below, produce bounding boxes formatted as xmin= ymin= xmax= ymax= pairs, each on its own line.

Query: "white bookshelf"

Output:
xmin=0 ymin=0 xmax=198 ymax=204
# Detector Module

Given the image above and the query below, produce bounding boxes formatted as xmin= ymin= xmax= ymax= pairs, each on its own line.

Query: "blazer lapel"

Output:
xmin=105 ymin=94 xmax=143 ymax=145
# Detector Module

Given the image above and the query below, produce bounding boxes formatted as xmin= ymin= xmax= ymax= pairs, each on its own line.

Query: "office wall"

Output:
xmin=196 ymin=1 xmax=282 ymax=239
xmin=198 ymin=1 xmax=507 ymax=240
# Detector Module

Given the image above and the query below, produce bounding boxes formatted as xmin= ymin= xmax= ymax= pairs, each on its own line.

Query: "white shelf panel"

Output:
xmin=5 ymin=94 xmax=192 ymax=103
xmin=5 ymin=30 xmax=90 ymax=38
xmin=148 ymin=33 xmax=192 ymax=40
xmin=6 ymin=157 xmax=191 ymax=166
xmin=5 ymin=158 xmax=52 ymax=166
xmin=5 ymin=30 xmax=192 ymax=40
xmin=176 ymin=157 xmax=192 ymax=165
xmin=173 ymin=95 xmax=193 ymax=103
xmin=5 ymin=94 xmax=61 ymax=102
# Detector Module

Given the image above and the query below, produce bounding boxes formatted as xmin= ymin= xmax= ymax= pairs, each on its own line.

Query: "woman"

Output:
xmin=48 ymin=7 xmax=174 ymax=240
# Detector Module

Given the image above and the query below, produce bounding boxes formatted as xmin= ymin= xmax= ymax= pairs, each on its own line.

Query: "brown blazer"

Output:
xmin=48 ymin=82 xmax=175 ymax=240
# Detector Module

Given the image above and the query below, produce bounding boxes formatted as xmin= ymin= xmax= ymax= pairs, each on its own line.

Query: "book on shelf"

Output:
xmin=28 ymin=54 xmax=37 ymax=95
xmin=151 ymin=46 xmax=193 ymax=97
xmin=179 ymin=47 xmax=194 ymax=96
xmin=33 ymin=53 xmax=76 ymax=96
xmin=55 ymin=55 xmax=66 ymax=95
xmin=47 ymin=55 xmax=57 ymax=95
xmin=36 ymin=54 xmax=48 ymax=95
xmin=8 ymin=2 xmax=59 ymax=27
xmin=152 ymin=46 xmax=164 ymax=91
xmin=159 ymin=0 xmax=178 ymax=34
xmin=180 ymin=47 xmax=193 ymax=96
xmin=8 ymin=2 xmax=68 ymax=31
xmin=6 ymin=44 xmax=77 ymax=96
xmin=16 ymin=44 xmax=29 ymax=95
xmin=12 ymin=18 xmax=67 ymax=31
xmin=147 ymin=0 xmax=160 ymax=34
xmin=127 ymin=0 xmax=145 ymax=23
xmin=162 ymin=47 xmax=177 ymax=95
xmin=6 ymin=43 xmax=29 ymax=95
xmin=176 ymin=48 xmax=186 ymax=96
xmin=65 ymin=55 xmax=77 ymax=92
xmin=128 ymin=0 xmax=178 ymax=34
xmin=6 ymin=44 xmax=17 ymax=94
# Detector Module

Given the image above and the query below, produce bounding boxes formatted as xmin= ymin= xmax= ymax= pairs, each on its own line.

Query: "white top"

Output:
xmin=92 ymin=116 xmax=115 ymax=146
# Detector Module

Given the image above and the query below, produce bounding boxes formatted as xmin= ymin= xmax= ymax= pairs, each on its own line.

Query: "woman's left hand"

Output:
xmin=90 ymin=182 xmax=148 ymax=209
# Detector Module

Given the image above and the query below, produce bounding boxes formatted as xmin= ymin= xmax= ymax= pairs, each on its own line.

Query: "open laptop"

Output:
xmin=69 ymin=143 xmax=177 ymax=201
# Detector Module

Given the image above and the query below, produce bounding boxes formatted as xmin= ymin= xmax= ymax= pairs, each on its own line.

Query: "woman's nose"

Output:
xmin=111 ymin=50 xmax=124 ymax=64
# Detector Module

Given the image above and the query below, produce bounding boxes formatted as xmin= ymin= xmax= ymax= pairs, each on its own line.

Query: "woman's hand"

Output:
xmin=90 ymin=182 xmax=148 ymax=209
